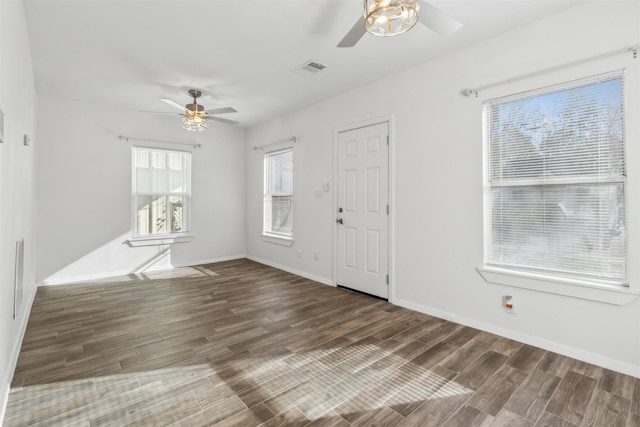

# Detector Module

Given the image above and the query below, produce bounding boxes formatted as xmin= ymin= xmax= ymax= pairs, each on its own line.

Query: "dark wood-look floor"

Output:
xmin=3 ymin=259 xmax=639 ymax=426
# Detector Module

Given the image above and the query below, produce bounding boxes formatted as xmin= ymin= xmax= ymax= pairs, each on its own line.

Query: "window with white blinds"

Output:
xmin=264 ymin=147 xmax=293 ymax=238
xmin=132 ymin=147 xmax=191 ymax=237
xmin=483 ymin=71 xmax=626 ymax=284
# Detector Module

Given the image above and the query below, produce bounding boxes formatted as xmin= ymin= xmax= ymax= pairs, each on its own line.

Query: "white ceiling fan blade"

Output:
xmin=141 ymin=111 xmax=183 ymax=116
xmin=337 ymin=15 xmax=367 ymax=48
xmin=417 ymin=0 xmax=463 ymax=36
xmin=206 ymin=116 xmax=239 ymax=126
xmin=206 ymin=107 xmax=237 ymax=115
xmin=160 ymin=98 xmax=187 ymax=112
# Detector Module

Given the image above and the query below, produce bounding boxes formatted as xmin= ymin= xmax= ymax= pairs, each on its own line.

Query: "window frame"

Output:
xmin=262 ymin=145 xmax=294 ymax=245
xmin=478 ymin=70 xmax=639 ymax=304
xmin=129 ymin=146 xmax=193 ymax=246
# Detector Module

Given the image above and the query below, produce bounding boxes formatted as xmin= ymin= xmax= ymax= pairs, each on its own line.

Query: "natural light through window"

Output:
xmin=263 ymin=147 xmax=294 ymax=240
xmin=5 ymin=344 xmax=473 ymax=424
xmin=132 ymin=147 xmax=191 ymax=238
xmin=483 ymin=71 xmax=626 ymax=286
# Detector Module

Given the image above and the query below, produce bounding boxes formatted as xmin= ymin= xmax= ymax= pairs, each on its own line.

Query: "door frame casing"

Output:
xmin=332 ymin=115 xmax=395 ymax=303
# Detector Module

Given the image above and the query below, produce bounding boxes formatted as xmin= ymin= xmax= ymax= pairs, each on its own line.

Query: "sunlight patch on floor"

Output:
xmin=5 ymin=342 xmax=474 ymax=425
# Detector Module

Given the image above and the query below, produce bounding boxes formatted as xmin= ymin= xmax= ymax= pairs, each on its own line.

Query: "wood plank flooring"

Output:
xmin=4 ymin=259 xmax=639 ymax=426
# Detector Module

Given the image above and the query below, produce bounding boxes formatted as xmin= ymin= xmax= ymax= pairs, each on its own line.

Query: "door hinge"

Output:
xmin=386 ymin=204 xmax=389 ymax=215
xmin=386 ymin=135 xmax=389 ymax=146
xmin=386 ymin=274 xmax=389 ymax=285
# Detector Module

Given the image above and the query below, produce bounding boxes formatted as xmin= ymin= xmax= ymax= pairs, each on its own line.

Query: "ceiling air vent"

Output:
xmin=297 ymin=59 xmax=327 ymax=75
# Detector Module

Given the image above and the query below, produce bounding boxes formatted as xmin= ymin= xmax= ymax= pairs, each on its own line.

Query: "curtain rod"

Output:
xmin=461 ymin=45 xmax=638 ymax=98
xmin=253 ymin=136 xmax=296 ymax=151
xmin=118 ymin=135 xmax=201 ymax=149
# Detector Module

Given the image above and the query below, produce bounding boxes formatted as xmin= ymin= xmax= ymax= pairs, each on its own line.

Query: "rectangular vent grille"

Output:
xmin=14 ymin=239 xmax=24 ymax=319
xmin=300 ymin=60 xmax=327 ymax=74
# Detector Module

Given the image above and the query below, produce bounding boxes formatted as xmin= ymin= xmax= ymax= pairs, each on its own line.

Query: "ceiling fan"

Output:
xmin=337 ymin=0 xmax=462 ymax=48
xmin=144 ymin=89 xmax=238 ymax=131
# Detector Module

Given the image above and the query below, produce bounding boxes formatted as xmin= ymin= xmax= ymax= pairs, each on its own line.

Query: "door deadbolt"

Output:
xmin=338 ymin=207 xmax=343 ymax=212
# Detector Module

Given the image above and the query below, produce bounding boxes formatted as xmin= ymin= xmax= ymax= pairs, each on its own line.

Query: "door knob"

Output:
xmin=336 ymin=218 xmax=343 ymax=224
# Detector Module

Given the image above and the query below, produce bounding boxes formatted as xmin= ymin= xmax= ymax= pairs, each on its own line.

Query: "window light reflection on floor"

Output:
xmin=5 ymin=341 xmax=473 ymax=425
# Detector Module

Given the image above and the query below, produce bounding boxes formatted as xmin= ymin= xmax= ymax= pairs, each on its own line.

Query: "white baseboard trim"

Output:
xmin=1 ymin=285 xmax=37 ymax=424
xmin=171 ymin=254 xmax=246 ymax=268
xmin=246 ymin=256 xmax=334 ymax=287
xmin=37 ymin=264 xmax=170 ymax=287
xmin=37 ymin=255 xmax=248 ymax=287
xmin=394 ymin=297 xmax=640 ymax=378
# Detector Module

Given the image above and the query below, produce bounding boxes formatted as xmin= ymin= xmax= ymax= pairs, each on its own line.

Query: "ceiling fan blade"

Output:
xmin=206 ymin=116 xmax=239 ymax=126
xmin=337 ymin=15 xmax=367 ymax=48
xmin=141 ymin=111 xmax=183 ymax=116
xmin=205 ymin=107 xmax=237 ymax=115
xmin=160 ymin=98 xmax=187 ymax=112
xmin=417 ymin=0 xmax=463 ymax=36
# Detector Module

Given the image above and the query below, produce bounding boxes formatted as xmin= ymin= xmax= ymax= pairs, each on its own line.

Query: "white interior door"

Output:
xmin=336 ymin=122 xmax=389 ymax=299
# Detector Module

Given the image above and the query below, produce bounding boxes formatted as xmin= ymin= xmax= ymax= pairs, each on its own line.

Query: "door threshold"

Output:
xmin=337 ymin=285 xmax=388 ymax=302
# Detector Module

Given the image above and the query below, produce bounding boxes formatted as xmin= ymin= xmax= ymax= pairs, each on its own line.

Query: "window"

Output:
xmin=132 ymin=147 xmax=191 ymax=238
xmin=483 ymin=72 xmax=626 ymax=285
xmin=263 ymin=147 xmax=293 ymax=239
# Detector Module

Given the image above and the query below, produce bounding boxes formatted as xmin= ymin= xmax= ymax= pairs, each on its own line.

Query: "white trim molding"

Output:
xmin=1 ymin=286 xmax=37 ymax=423
xmin=394 ymin=296 xmax=640 ymax=378
xmin=261 ymin=234 xmax=294 ymax=247
xmin=477 ymin=266 xmax=639 ymax=306
xmin=126 ymin=233 xmax=195 ymax=247
xmin=247 ymin=255 xmax=333 ymax=287
xmin=171 ymin=254 xmax=246 ymax=268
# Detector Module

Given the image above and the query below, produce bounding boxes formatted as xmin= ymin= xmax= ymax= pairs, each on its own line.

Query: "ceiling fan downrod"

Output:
xmin=187 ymin=89 xmax=204 ymax=113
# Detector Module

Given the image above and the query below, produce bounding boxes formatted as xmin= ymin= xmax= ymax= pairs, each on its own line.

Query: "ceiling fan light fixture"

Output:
xmin=182 ymin=113 xmax=207 ymax=132
xmin=364 ymin=0 xmax=419 ymax=37
xmin=182 ymin=89 xmax=208 ymax=131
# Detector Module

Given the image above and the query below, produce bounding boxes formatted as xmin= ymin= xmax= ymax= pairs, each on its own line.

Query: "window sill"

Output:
xmin=126 ymin=233 xmax=195 ymax=247
xmin=477 ymin=266 xmax=639 ymax=306
xmin=261 ymin=234 xmax=294 ymax=246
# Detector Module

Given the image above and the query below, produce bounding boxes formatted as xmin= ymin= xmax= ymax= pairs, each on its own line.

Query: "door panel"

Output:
xmin=366 ymin=167 xmax=380 ymax=213
xmin=344 ymin=227 xmax=357 ymax=269
xmin=337 ymin=122 xmax=389 ymax=299
xmin=344 ymin=169 xmax=358 ymax=212
xmin=366 ymin=229 xmax=380 ymax=274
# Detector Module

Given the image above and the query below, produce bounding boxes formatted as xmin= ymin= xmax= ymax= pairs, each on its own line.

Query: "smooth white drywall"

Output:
xmin=0 ymin=0 xmax=37 ymax=420
xmin=36 ymin=96 xmax=246 ymax=285
xmin=246 ymin=1 xmax=640 ymax=376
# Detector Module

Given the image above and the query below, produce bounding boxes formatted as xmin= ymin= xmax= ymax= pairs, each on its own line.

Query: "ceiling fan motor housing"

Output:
xmin=186 ymin=103 xmax=205 ymax=112
xmin=187 ymin=89 xmax=205 ymax=112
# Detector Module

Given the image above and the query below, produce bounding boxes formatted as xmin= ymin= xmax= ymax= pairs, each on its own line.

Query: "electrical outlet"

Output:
xmin=297 ymin=249 xmax=302 ymax=258
xmin=313 ymin=251 xmax=318 ymax=261
xmin=503 ymin=295 xmax=515 ymax=314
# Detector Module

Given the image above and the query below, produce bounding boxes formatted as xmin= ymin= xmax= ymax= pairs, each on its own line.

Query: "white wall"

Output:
xmin=246 ymin=1 xmax=640 ymax=376
xmin=0 ymin=0 xmax=38 ymax=419
xmin=246 ymin=117 xmax=336 ymax=284
xmin=36 ymin=97 xmax=246 ymax=285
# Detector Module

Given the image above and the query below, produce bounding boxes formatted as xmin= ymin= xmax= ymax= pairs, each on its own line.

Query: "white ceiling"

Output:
xmin=23 ymin=0 xmax=584 ymax=127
